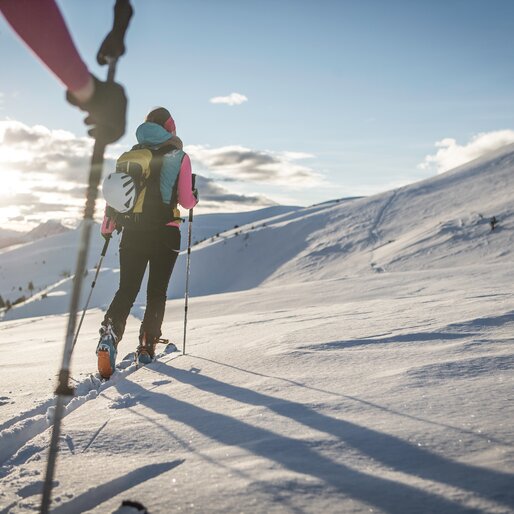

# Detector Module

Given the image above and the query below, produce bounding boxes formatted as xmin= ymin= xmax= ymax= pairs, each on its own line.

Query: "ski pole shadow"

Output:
xmin=123 ymin=379 xmax=486 ymax=514
xmin=190 ymin=354 xmax=508 ymax=446
xmin=49 ymin=460 xmax=184 ymax=514
xmin=155 ymin=364 xmax=514 ymax=511
xmin=296 ymin=330 xmax=475 ymax=350
xmin=124 ymin=404 xmax=306 ymax=514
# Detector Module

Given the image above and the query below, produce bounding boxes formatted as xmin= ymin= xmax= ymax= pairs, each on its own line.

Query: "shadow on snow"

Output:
xmin=121 ymin=364 xmax=513 ymax=513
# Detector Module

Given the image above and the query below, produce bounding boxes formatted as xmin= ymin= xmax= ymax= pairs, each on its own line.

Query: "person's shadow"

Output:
xmin=118 ymin=363 xmax=514 ymax=513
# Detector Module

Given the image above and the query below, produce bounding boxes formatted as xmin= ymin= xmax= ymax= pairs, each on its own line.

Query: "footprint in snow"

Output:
xmin=109 ymin=394 xmax=138 ymax=409
xmin=18 ymin=479 xmax=59 ymax=499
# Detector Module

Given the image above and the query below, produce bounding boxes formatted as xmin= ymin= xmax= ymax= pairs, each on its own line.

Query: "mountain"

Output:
xmin=22 ymin=219 xmax=70 ymax=241
xmin=0 ymin=220 xmax=70 ymax=251
xmin=1 ymin=146 xmax=514 ymax=513
xmin=168 ymin=142 xmax=514 ymax=296
xmin=2 ymin=143 xmax=514 ymax=318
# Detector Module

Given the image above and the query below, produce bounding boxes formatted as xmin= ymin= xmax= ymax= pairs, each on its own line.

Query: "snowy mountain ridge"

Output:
xmin=0 ymin=220 xmax=70 ymax=251
xmin=2 ymin=143 xmax=514 ymax=320
xmin=172 ymin=141 xmax=514 ymax=294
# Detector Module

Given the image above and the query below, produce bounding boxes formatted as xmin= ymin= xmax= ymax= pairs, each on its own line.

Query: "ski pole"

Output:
xmin=182 ymin=208 xmax=194 ymax=355
xmin=40 ymin=60 xmax=117 ymax=514
xmin=71 ymin=235 xmax=111 ymax=352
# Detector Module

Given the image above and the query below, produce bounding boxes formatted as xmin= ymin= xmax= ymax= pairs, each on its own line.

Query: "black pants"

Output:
xmin=105 ymin=225 xmax=181 ymax=342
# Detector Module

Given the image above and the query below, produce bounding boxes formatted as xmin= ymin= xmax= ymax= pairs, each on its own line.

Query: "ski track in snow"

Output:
xmin=369 ymin=190 xmax=399 ymax=273
xmin=0 ymin=344 xmax=179 ymax=478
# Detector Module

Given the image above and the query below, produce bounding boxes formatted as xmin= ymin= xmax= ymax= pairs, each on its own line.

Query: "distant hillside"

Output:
xmin=0 ymin=205 xmax=301 ymax=318
xmin=3 ymin=140 xmax=514 ymax=321
xmin=23 ymin=219 xmax=70 ymax=241
xmin=188 ymin=205 xmax=302 ymax=245
xmin=0 ymin=228 xmax=25 ymax=250
xmin=0 ymin=220 xmax=70 ymax=250
xmin=167 ymin=142 xmax=514 ymax=296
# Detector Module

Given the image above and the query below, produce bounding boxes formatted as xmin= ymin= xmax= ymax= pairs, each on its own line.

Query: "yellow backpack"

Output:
xmin=112 ymin=145 xmax=183 ymax=228
xmin=115 ymin=148 xmax=154 ymax=216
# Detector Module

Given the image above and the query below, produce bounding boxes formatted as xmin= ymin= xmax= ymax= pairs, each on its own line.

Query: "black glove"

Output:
xmin=97 ymin=32 xmax=126 ymax=65
xmin=66 ymin=75 xmax=127 ymax=143
xmin=97 ymin=0 xmax=134 ymax=65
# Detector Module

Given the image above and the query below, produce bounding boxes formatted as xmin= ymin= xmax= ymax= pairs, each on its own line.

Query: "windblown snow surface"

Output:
xmin=1 ymin=145 xmax=514 ymax=513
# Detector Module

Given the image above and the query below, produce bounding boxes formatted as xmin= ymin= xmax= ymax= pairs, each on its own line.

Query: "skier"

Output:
xmin=98 ymin=107 xmax=198 ymax=378
xmin=0 ymin=0 xmax=131 ymax=143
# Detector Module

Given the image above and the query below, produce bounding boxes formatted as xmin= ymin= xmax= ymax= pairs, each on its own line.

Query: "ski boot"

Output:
xmin=96 ymin=319 xmax=118 ymax=379
xmin=135 ymin=332 xmax=157 ymax=367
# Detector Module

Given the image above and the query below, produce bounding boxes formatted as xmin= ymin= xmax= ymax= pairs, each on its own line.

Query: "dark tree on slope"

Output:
xmin=28 ymin=281 xmax=35 ymax=296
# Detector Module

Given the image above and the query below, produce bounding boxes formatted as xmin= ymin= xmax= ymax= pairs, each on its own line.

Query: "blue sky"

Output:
xmin=1 ymin=0 xmax=514 ymax=229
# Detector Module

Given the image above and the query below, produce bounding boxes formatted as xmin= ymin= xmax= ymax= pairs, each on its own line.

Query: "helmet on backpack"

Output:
xmin=102 ymin=172 xmax=137 ymax=213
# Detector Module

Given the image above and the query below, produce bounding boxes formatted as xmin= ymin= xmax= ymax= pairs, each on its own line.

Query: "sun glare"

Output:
xmin=0 ymin=166 xmax=24 ymax=197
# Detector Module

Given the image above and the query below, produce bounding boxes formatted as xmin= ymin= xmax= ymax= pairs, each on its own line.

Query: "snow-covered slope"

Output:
xmin=0 ymin=206 xmax=300 ymax=319
xmin=189 ymin=205 xmax=302 ymax=245
xmin=0 ymin=228 xmax=25 ymax=250
xmin=1 ymin=265 xmax=513 ymax=513
xmin=168 ymin=143 xmax=514 ymax=296
xmin=1 ymin=145 xmax=514 ymax=513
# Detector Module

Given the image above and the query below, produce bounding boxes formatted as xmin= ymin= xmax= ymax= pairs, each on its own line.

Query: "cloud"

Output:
xmin=0 ymin=192 xmax=39 ymax=208
xmin=0 ymin=120 xmax=94 ymax=181
xmin=193 ymin=175 xmax=276 ymax=212
xmin=0 ymin=120 xmax=286 ymax=226
xmin=186 ymin=145 xmax=321 ymax=186
xmin=209 ymin=92 xmax=248 ymax=106
xmin=419 ymin=130 xmax=514 ymax=174
xmin=0 ymin=120 xmax=105 ymax=226
xmin=19 ymin=202 xmax=72 ymax=214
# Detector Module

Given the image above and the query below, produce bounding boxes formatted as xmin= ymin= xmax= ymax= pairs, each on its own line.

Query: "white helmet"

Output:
xmin=102 ymin=173 xmax=137 ymax=213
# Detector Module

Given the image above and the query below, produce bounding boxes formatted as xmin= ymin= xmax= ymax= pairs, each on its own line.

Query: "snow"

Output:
xmin=1 ymin=146 xmax=514 ymax=513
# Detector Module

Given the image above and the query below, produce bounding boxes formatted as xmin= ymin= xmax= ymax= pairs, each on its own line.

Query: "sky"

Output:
xmin=1 ymin=0 xmax=514 ymax=230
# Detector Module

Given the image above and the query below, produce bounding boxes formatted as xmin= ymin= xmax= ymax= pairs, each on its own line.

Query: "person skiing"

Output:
xmin=0 ymin=0 xmax=131 ymax=142
xmin=97 ymin=107 xmax=198 ymax=378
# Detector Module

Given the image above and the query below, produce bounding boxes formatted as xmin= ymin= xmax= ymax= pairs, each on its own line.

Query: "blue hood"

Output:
xmin=135 ymin=122 xmax=174 ymax=146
